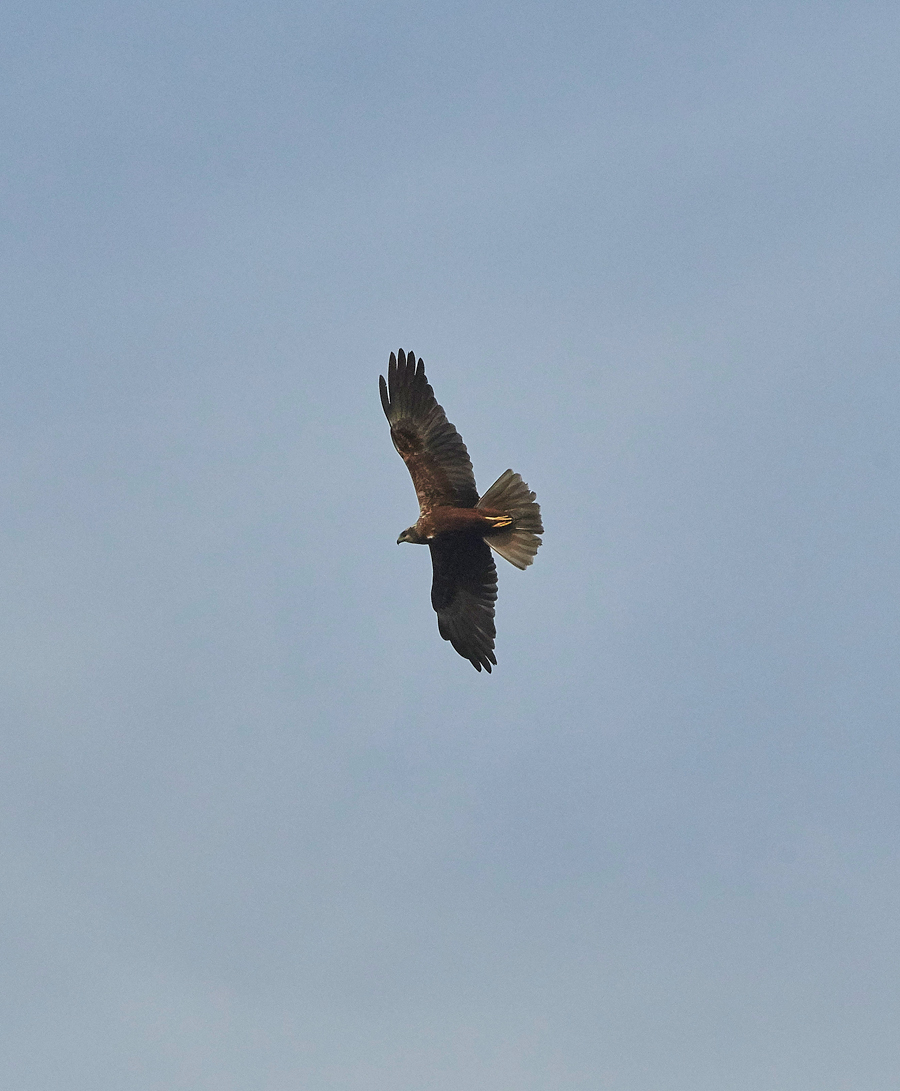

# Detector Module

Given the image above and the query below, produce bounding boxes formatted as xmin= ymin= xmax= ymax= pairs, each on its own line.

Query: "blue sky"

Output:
xmin=2 ymin=2 xmax=899 ymax=1087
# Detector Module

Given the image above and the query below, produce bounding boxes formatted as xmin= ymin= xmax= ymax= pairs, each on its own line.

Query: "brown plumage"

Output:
xmin=380 ymin=349 xmax=543 ymax=672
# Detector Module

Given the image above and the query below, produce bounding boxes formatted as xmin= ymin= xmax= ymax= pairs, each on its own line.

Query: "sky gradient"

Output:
xmin=2 ymin=2 xmax=899 ymax=1088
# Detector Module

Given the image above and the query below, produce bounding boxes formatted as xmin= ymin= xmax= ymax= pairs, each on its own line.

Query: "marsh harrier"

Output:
xmin=380 ymin=350 xmax=542 ymax=672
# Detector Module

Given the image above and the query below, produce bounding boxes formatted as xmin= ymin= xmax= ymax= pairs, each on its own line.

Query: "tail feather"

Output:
xmin=477 ymin=469 xmax=543 ymax=570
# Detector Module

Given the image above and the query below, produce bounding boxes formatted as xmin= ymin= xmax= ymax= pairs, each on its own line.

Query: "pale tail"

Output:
xmin=477 ymin=469 xmax=543 ymax=570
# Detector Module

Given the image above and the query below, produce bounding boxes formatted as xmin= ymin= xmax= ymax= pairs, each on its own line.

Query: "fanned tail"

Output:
xmin=477 ymin=469 xmax=543 ymax=570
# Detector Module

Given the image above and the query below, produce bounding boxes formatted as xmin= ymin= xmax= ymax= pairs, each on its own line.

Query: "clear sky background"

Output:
xmin=2 ymin=2 xmax=898 ymax=1088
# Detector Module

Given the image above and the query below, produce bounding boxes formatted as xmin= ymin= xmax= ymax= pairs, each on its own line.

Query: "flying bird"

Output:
xmin=380 ymin=349 xmax=543 ymax=671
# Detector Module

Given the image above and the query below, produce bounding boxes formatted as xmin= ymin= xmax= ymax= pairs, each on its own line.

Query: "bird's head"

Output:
xmin=397 ymin=525 xmax=424 ymax=545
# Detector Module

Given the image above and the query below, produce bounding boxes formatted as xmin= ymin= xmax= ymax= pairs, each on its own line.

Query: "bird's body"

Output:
xmin=399 ymin=505 xmax=512 ymax=543
xmin=380 ymin=349 xmax=543 ymax=672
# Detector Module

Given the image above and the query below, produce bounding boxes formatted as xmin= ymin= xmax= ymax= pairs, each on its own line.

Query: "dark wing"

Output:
xmin=380 ymin=349 xmax=478 ymax=511
xmin=429 ymin=535 xmax=498 ymax=672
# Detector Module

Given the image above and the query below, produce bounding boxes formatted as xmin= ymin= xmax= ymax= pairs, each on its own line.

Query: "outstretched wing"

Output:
xmin=380 ymin=349 xmax=478 ymax=511
xmin=429 ymin=535 xmax=498 ymax=672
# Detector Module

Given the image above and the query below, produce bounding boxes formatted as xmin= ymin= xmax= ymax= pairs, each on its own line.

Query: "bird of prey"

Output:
xmin=380 ymin=349 xmax=543 ymax=672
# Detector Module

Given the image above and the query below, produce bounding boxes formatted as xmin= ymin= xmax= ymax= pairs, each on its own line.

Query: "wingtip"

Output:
xmin=379 ymin=373 xmax=390 ymax=417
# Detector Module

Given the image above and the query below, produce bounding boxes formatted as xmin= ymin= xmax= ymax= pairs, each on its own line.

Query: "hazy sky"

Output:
xmin=2 ymin=2 xmax=899 ymax=1088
